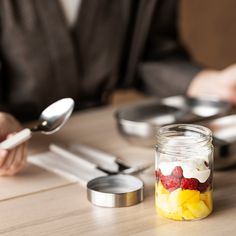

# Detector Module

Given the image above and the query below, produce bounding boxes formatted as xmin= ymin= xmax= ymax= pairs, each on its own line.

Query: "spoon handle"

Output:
xmin=0 ymin=128 xmax=32 ymax=150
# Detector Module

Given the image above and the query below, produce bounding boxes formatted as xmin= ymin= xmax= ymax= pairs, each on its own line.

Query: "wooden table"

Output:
xmin=0 ymin=105 xmax=236 ymax=236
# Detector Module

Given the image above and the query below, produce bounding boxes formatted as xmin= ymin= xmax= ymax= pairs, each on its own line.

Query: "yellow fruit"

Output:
xmin=155 ymin=184 xmax=212 ymax=221
xmin=156 ymin=193 xmax=170 ymax=212
xmin=185 ymin=200 xmax=210 ymax=218
xmin=156 ymin=182 xmax=169 ymax=195
xmin=200 ymin=193 xmax=206 ymax=201
xmin=187 ymin=191 xmax=200 ymax=203
xmin=157 ymin=207 xmax=183 ymax=221
xmin=169 ymin=189 xmax=200 ymax=206
xmin=169 ymin=188 xmax=182 ymax=208
xmin=182 ymin=209 xmax=195 ymax=220
xmin=155 ymin=188 xmax=183 ymax=221
xmin=200 ymin=190 xmax=213 ymax=211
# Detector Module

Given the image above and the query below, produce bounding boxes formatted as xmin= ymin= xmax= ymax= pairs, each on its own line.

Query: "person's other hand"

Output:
xmin=0 ymin=112 xmax=27 ymax=176
xmin=187 ymin=64 xmax=236 ymax=104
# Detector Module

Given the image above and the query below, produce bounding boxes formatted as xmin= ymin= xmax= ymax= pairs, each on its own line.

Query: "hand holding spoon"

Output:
xmin=0 ymin=98 xmax=75 ymax=150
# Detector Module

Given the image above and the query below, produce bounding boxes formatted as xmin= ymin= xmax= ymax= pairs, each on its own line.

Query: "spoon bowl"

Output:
xmin=0 ymin=98 xmax=75 ymax=149
xmin=33 ymin=98 xmax=74 ymax=134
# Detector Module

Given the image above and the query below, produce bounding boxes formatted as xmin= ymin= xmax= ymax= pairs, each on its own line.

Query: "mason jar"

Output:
xmin=155 ymin=124 xmax=213 ymax=221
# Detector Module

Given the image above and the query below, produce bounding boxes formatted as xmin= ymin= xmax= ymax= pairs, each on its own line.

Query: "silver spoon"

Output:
xmin=0 ymin=98 xmax=75 ymax=150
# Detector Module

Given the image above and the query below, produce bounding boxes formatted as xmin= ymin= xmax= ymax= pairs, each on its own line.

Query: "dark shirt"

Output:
xmin=0 ymin=0 xmax=201 ymax=121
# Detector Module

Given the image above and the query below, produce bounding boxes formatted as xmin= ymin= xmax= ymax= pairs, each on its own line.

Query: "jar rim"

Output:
xmin=157 ymin=124 xmax=212 ymax=148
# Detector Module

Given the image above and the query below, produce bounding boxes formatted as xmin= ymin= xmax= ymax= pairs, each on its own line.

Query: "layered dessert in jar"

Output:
xmin=155 ymin=159 xmax=212 ymax=220
xmin=155 ymin=124 xmax=213 ymax=221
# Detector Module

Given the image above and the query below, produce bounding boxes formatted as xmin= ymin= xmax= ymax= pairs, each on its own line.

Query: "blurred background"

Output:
xmin=113 ymin=0 xmax=236 ymax=104
xmin=180 ymin=0 xmax=236 ymax=69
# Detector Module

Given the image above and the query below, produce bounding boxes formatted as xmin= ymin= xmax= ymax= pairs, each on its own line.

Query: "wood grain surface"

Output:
xmin=0 ymin=104 xmax=235 ymax=235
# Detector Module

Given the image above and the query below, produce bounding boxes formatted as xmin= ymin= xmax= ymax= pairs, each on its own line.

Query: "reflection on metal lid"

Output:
xmin=87 ymin=175 xmax=144 ymax=207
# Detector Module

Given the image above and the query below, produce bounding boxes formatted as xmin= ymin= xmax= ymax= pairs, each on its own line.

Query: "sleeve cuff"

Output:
xmin=138 ymin=59 xmax=203 ymax=98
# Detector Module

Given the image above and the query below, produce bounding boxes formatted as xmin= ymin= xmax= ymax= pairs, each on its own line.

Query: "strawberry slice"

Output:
xmin=155 ymin=170 xmax=160 ymax=178
xmin=171 ymin=166 xmax=183 ymax=178
xmin=180 ymin=178 xmax=199 ymax=190
xmin=160 ymin=175 xmax=181 ymax=192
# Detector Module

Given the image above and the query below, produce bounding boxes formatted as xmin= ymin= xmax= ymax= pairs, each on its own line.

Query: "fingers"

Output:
xmin=0 ymin=114 xmax=26 ymax=176
xmin=0 ymin=148 xmax=17 ymax=176
xmin=0 ymin=143 xmax=27 ymax=176
xmin=0 ymin=149 xmax=8 ymax=167
xmin=220 ymin=86 xmax=236 ymax=105
xmin=187 ymin=70 xmax=222 ymax=98
xmin=188 ymin=68 xmax=236 ymax=105
xmin=0 ymin=113 xmax=22 ymax=139
xmin=222 ymin=64 xmax=236 ymax=78
xmin=8 ymin=143 xmax=27 ymax=176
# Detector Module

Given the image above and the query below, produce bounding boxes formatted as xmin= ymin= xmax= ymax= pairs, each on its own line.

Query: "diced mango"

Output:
xmin=156 ymin=193 xmax=171 ymax=212
xmin=182 ymin=209 xmax=195 ymax=220
xmin=169 ymin=189 xmax=200 ymax=206
xmin=156 ymin=182 xmax=169 ymax=195
xmin=185 ymin=200 xmax=210 ymax=218
xmin=157 ymin=207 xmax=183 ymax=221
xmin=155 ymin=182 xmax=212 ymax=221
xmin=200 ymin=190 xmax=213 ymax=211
xmin=187 ymin=191 xmax=200 ymax=203
xmin=155 ymin=189 xmax=183 ymax=221
xmin=169 ymin=188 xmax=182 ymax=209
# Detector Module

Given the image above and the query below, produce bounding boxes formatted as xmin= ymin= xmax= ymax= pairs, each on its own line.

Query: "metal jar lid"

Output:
xmin=87 ymin=174 xmax=144 ymax=207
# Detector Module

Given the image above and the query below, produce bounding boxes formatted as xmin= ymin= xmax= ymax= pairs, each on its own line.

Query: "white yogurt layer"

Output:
xmin=158 ymin=160 xmax=210 ymax=183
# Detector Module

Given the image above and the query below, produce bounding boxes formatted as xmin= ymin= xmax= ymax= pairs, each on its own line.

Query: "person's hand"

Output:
xmin=0 ymin=112 xmax=27 ymax=176
xmin=187 ymin=64 xmax=236 ymax=104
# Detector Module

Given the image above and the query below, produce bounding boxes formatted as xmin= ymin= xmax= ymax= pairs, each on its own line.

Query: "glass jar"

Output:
xmin=155 ymin=124 xmax=213 ymax=221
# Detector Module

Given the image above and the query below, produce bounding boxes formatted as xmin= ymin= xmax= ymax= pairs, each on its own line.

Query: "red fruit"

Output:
xmin=160 ymin=175 xmax=181 ymax=192
xmin=198 ymin=176 xmax=212 ymax=192
xmin=198 ymin=181 xmax=209 ymax=193
xmin=155 ymin=169 xmax=163 ymax=178
xmin=155 ymin=170 xmax=159 ymax=178
xmin=172 ymin=166 xmax=183 ymax=178
xmin=180 ymin=178 xmax=199 ymax=190
xmin=199 ymin=172 xmax=213 ymax=192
